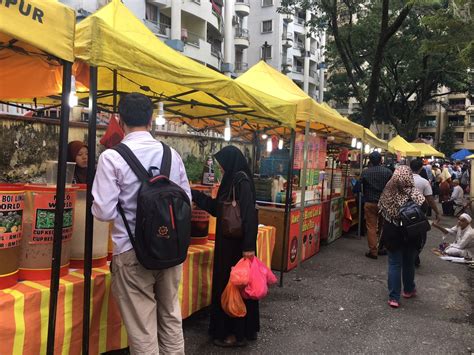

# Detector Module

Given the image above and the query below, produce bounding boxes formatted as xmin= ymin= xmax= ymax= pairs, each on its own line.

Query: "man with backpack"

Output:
xmin=92 ymin=93 xmax=191 ymax=354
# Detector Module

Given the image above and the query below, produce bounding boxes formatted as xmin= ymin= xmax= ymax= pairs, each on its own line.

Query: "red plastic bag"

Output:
xmin=221 ymin=281 xmax=247 ymax=317
xmin=229 ymin=258 xmax=251 ymax=286
xmin=100 ymin=115 xmax=124 ymax=148
xmin=242 ymin=257 xmax=277 ymax=300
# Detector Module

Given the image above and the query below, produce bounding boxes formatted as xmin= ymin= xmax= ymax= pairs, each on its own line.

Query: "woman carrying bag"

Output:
xmin=191 ymin=146 xmax=259 ymax=347
xmin=379 ymin=166 xmax=427 ymax=308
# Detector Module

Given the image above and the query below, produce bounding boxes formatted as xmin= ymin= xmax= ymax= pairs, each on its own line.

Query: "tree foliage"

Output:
xmin=279 ymin=0 xmax=474 ymax=139
xmin=438 ymin=124 xmax=456 ymax=158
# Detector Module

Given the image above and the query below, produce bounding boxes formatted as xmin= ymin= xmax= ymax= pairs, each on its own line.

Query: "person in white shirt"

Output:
xmin=410 ymin=159 xmax=441 ymax=267
xmin=450 ymin=179 xmax=464 ymax=206
xmin=92 ymin=93 xmax=190 ymax=355
xmin=433 ymin=213 xmax=474 ymax=260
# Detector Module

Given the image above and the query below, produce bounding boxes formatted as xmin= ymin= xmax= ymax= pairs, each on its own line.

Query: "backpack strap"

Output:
xmin=160 ymin=142 xmax=172 ymax=178
xmin=113 ymin=143 xmax=150 ymax=181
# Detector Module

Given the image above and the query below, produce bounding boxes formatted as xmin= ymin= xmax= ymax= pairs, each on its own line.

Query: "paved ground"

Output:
xmin=183 ymin=214 xmax=473 ymax=354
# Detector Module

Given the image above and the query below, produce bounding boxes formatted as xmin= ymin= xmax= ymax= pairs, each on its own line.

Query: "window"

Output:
xmin=419 ymin=116 xmax=437 ymax=128
xmin=468 ymin=133 xmax=474 ymax=141
xmin=261 ymin=20 xmax=273 ymax=33
xmin=449 ymin=115 xmax=465 ymax=127
xmin=262 ymin=0 xmax=273 ymax=6
xmin=470 ymin=115 xmax=474 ymax=124
xmin=261 ymin=45 xmax=272 ymax=60
xmin=454 ymin=132 xmax=464 ymax=143
xmin=145 ymin=3 xmax=158 ymax=23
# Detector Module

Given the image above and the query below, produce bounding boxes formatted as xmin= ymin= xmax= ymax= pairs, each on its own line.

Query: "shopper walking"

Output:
xmin=92 ymin=93 xmax=190 ymax=354
xmin=410 ymin=159 xmax=441 ymax=267
xmin=379 ymin=166 xmax=426 ymax=308
xmin=360 ymin=151 xmax=392 ymax=259
xmin=192 ymin=146 xmax=259 ymax=348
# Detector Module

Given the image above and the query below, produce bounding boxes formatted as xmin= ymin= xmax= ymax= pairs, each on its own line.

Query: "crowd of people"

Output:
xmin=358 ymin=152 xmax=473 ymax=309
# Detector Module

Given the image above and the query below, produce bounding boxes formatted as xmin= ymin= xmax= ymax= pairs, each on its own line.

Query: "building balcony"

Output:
xmin=143 ymin=19 xmax=170 ymax=39
xmin=210 ymin=43 xmax=222 ymax=59
xmin=148 ymin=0 xmax=169 ymax=6
xmin=290 ymin=69 xmax=304 ymax=83
xmin=282 ymin=33 xmax=293 ymax=48
xmin=235 ymin=28 xmax=249 ymax=49
xmin=183 ymin=38 xmax=219 ymax=69
xmin=293 ymin=42 xmax=305 ymax=52
xmin=235 ymin=0 xmax=250 ymax=17
xmin=235 ymin=62 xmax=249 ymax=72
xmin=448 ymin=104 xmax=466 ymax=112
xmin=295 ymin=16 xmax=305 ymax=25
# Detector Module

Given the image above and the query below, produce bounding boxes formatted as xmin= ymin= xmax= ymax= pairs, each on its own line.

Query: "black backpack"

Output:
xmin=399 ymin=199 xmax=431 ymax=238
xmin=113 ymin=142 xmax=191 ymax=270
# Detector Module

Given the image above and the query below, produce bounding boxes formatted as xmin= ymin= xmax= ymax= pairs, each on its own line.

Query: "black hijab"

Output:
xmin=214 ymin=146 xmax=255 ymax=201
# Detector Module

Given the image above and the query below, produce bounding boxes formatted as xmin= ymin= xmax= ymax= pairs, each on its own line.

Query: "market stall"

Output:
xmin=388 ymin=136 xmax=422 ymax=157
xmin=0 ymin=226 xmax=275 ymax=355
xmin=410 ymin=143 xmax=445 ymax=158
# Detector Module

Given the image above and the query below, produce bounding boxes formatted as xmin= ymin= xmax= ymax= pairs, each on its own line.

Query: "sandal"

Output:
xmin=213 ymin=337 xmax=247 ymax=348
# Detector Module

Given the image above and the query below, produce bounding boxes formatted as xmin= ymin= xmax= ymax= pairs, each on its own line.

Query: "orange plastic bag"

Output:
xmin=221 ymin=281 xmax=247 ymax=318
xmin=229 ymin=258 xmax=251 ymax=286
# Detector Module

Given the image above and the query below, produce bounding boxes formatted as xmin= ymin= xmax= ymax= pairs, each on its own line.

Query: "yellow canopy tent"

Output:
xmin=0 ymin=0 xmax=76 ymax=98
xmin=363 ymin=128 xmax=390 ymax=151
xmin=388 ymin=136 xmax=422 ymax=157
xmin=410 ymin=143 xmax=445 ymax=158
xmin=235 ymin=61 xmax=364 ymax=137
xmin=72 ymin=1 xmax=296 ymax=129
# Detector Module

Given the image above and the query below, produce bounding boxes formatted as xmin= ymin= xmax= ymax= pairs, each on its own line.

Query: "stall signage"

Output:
xmin=30 ymin=192 xmax=75 ymax=244
xmin=287 ymin=204 xmax=322 ymax=270
xmin=0 ymin=192 xmax=24 ymax=249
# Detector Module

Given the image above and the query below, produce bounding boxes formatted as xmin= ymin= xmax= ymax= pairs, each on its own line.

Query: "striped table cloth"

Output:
xmin=0 ymin=226 xmax=276 ymax=354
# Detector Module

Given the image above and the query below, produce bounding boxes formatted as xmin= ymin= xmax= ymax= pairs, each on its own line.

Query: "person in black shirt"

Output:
xmin=361 ymin=152 xmax=393 ymax=259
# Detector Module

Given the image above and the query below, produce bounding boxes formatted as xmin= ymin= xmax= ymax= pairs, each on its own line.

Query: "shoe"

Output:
xmin=377 ymin=249 xmax=387 ymax=256
xmin=402 ymin=290 xmax=417 ymax=299
xmin=365 ymin=252 xmax=378 ymax=260
xmin=388 ymin=299 xmax=400 ymax=308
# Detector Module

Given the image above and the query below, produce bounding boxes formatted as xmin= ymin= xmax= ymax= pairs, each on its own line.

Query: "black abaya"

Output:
xmin=192 ymin=146 xmax=260 ymax=342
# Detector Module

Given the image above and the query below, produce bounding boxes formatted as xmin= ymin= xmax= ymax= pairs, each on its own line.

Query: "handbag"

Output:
xmin=221 ymin=184 xmax=243 ymax=238
xmin=399 ymin=199 xmax=431 ymax=238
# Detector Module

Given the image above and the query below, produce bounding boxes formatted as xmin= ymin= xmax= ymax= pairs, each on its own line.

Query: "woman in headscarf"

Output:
xmin=67 ymin=141 xmax=88 ymax=184
xmin=379 ymin=166 xmax=426 ymax=308
xmin=438 ymin=167 xmax=452 ymax=203
xmin=191 ymin=146 xmax=259 ymax=347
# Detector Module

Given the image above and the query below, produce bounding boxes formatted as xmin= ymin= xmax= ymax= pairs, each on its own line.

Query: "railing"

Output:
xmin=183 ymin=30 xmax=203 ymax=47
xmin=449 ymin=120 xmax=465 ymax=127
xmin=424 ymin=104 xmax=438 ymax=112
xmin=235 ymin=28 xmax=249 ymax=40
xmin=419 ymin=121 xmax=437 ymax=128
xmin=235 ymin=62 xmax=249 ymax=72
xmin=295 ymin=16 xmax=305 ymax=25
xmin=293 ymin=42 xmax=304 ymax=50
xmin=210 ymin=44 xmax=222 ymax=58
xmin=310 ymin=46 xmax=317 ymax=55
xmin=449 ymin=104 xmax=466 ymax=111
xmin=143 ymin=19 xmax=171 ymax=38
xmin=293 ymin=66 xmax=304 ymax=74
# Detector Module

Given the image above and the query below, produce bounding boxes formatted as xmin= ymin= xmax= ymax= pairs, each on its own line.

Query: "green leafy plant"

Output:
xmin=183 ymin=155 xmax=204 ymax=183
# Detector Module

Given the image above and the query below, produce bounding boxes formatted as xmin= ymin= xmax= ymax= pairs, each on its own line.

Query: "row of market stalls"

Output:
xmin=0 ymin=0 xmax=445 ymax=353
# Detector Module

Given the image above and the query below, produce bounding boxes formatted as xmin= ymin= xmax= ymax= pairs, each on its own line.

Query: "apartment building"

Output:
xmin=245 ymin=0 xmax=326 ymax=100
xmin=62 ymin=0 xmax=251 ymax=73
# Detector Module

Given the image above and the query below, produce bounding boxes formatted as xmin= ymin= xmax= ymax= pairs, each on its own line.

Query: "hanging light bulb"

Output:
xmin=261 ymin=133 xmax=268 ymax=140
xmin=356 ymin=141 xmax=362 ymax=149
xmin=155 ymin=102 xmax=166 ymax=126
xmin=224 ymin=118 xmax=231 ymax=141
xmin=351 ymin=137 xmax=357 ymax=148
xmin=278 ymin=138 xmax=284 ymax=150
xmin=68 ymin=75 xmax=78 ymax=107
xmin=266 ymin=137 xmax=273 ymax=153
xmin=364 ymin=144 xmax=370 ymax=154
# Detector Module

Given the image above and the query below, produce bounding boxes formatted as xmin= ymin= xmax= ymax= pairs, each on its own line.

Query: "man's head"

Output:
xmin=453 ymin=179 xmax=460 ymax=186
xmin=118 ymin=93 xmax=153 ymax=131
xmin=410 ymin=158 xmax=424 ymax=174
xmin=457 ymin=213 xmax=471 ymax=229
xmin=369 ymin=151 xmax=382 ymax=166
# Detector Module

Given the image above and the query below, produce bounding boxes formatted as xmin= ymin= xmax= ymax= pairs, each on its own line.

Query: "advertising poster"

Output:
xmin=287 ymin=205 xmax=322 ymax=270
xmin=327 ymin=197 xmax=344 ymax=244
xmin=0 ymin=192 xmax=24 ymax=249
xmin=30 ymin=192 xmax=75 ymax=244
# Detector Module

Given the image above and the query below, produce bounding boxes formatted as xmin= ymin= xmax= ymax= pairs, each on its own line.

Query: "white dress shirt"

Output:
xmin=92 ymin=131 xmax=191 ymax=255
xmin=451 ymin=185 xmax=464 ymax=205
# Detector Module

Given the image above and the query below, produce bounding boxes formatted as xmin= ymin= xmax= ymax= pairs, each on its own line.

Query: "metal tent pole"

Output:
xmin=296 ymin=121 xmax=310 ymax=266
xmin=82 ymin=66 xmax=98 ymax=354
xmin=46 ymin=61 xmax=72 ymax=355
xmin=113 ymin=69 xmax=118 ymax=112
xmin=280 ymin=129 xmax=296 ymax=287
xmin=357 ymin=146 xmax=364 ymax=237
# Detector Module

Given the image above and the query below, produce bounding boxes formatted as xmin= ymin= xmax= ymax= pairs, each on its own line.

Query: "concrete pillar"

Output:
xmin=222 ymin=0 xmax=234 ymax=75
xmin=171 ymin=0 xmax=182 ymax=40
xmin=303 ymin=10 xmax=311 ymax=94
xmin=242 ymin=17 xmax=248 ymax=65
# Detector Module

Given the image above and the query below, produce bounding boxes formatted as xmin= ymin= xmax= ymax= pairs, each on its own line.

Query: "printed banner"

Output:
xmin=30 ymin=192 xmax=75 ymax=244
xmin=0 ymin=192 xmax=24 ymax=249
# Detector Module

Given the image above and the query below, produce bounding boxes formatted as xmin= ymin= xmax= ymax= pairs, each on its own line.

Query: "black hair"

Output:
xmin=410 ymin=158 xmax=423 ymax=173
xmin=369 ymin=151 xmax=382 ymax=166
xmin=118 ymin=93 xmax=153 ymax=127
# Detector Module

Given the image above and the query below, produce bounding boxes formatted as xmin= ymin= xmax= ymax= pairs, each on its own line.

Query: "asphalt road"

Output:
xmin=183 ymin=215 xmax=473 ymax=354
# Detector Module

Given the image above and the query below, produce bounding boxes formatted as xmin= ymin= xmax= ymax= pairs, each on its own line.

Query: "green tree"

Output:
xmin=438 ymin=124 xmax=456 ymax=158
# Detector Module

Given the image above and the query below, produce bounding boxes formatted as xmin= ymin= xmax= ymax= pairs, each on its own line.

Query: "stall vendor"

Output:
xmin=432 ymin=213 xmax=474 ymax=260
xmin=67 ymin=141 xmax=88 ymax=184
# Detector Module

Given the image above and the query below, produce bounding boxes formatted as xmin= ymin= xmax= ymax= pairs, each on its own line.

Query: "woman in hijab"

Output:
xmin=439 ymin=167 xmax=453 ymax=215
xmin=67 ymin=141 xmax=88 ymax=184
xmin=379 ymin=166 xmax=426 ymax=308
xmin=192 ymin=146 xmax=259 ymax=347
